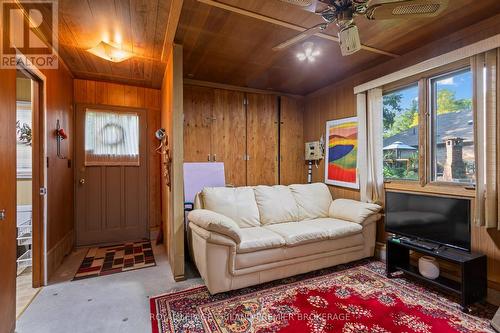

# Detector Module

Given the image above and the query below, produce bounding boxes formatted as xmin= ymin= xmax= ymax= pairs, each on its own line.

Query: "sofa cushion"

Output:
xmin=264 ymin=222 xmax=330 ymax=246
xmin=300 ymin=218 xmax=362 ymax=239
xmin=202 ymin=187 xmax=260 ymax=228
xmin=254 ymin=185 xmax=299 ymax=225
xmin=188 ymin=209 xmax=242 ymax=242
xmin=234 ymin=234 xmax=364 ymax=270
xmin=289 ymin=183 xmax=333 ymax=220
xmin=329 ymin=199 xmax=382 ymax=224
xmin=237 ymin=227 xmax=285 ymax=253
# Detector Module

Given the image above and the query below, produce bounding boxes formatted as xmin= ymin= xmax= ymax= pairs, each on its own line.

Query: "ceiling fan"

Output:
xmin=275 ymin=0 xmax=449 ymax=56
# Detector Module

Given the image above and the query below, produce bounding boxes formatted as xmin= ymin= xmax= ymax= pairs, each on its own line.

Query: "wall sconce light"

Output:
xmin=87 ymin=41 xmax=133 ymax=63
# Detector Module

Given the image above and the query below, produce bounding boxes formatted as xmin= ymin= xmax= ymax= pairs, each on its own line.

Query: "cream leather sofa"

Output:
xmin=188 ymin=183 xmax=382 ymax=294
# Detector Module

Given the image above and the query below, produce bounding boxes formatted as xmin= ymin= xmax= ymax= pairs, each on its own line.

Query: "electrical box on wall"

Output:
xmin=305 ymin=141 xmax=323 ymax=161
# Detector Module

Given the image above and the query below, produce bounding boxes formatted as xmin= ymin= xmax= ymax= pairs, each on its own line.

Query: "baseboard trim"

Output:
xmin=46 ymin=230 xmax=74 ymax=281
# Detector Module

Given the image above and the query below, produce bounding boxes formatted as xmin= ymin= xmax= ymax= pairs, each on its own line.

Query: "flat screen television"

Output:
xmin=385 ymin=191 xmax=471 ymax=252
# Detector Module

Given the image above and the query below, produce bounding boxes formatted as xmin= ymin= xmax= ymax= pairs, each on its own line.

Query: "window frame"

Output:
xmin=427 ymin=67 xmax=474 ymax=186
xmin=381 ymin=58 xmax=476 ymax=198
xmin=382 ymin=82 xmax=421 ymax=183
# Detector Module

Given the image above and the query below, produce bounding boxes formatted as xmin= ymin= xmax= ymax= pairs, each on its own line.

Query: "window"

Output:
xmin=16 ymin=101 xmax=32 ymax=178
xmin=84 ymin=109 xmax=140 ymax=166
xmin=383 ymin=84 xmax=419 ymax=181
xmin=430 ymin=69 xmax=474 ymax=183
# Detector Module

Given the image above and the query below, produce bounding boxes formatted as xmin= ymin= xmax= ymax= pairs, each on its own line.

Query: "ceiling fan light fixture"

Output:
xmin=87 ymin=41 xmax=133 ymax=63
xmin=297 ymin=41 xmax=321 ymax=62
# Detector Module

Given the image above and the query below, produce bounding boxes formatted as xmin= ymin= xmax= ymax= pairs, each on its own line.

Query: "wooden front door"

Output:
xmin=75 ymin=105 xmax=149 ymax=246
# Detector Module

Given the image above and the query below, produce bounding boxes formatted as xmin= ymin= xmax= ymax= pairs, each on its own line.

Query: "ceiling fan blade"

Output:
xmin=279 ymin=0 xmax=318 ymax=12
xmin=366 ymin=0 xmax=449 ymax=20
xmin=272 ymin=23 xmax=327 ymax=51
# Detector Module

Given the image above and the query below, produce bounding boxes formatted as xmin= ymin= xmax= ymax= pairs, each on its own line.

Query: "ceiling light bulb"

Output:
xmin=297 ymin=53 xmax=306 ymax=61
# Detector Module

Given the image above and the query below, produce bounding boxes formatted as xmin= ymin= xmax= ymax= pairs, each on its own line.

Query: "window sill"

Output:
xmin=384 ymin=181 xmax=475 ymax=198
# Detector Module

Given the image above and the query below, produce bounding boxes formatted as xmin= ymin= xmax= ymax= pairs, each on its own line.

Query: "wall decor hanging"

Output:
xmin=325 ymin=116 xmax=359 ymax=189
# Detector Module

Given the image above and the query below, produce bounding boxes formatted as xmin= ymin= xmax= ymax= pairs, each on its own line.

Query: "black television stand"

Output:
xmin=386 ymin=236 xmax=487 ymax=311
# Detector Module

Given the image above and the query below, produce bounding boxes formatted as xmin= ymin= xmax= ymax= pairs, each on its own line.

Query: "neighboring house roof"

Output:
xmin=383 ymin=141 xmax=417 ymax=151
xmin=383 ymin=109 xmax=473 ymax=147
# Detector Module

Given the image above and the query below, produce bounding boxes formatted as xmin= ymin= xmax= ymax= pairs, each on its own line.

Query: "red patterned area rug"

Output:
xmin=150 ymin=261 xmax=496 ymax=333
xmin=73 ymin=240 xmax=156 ymax=280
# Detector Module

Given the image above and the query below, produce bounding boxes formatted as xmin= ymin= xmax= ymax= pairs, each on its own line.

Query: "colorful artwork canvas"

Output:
xmin=325 ymin=117 xmax=359 ymax=189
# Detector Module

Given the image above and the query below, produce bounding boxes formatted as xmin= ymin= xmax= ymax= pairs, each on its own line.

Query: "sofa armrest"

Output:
xmin=188 ymin=209 xmax=242 ymax=243
xmin=329 ymin=199 xmax=382 ymax=224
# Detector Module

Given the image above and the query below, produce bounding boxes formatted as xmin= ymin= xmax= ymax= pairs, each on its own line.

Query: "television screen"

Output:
xmin=385 ymin=191 xmax=471 ymax=251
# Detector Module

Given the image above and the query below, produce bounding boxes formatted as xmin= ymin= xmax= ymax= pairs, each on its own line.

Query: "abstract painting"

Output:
xmin=325 ymin=117 xmax=359 ymax=189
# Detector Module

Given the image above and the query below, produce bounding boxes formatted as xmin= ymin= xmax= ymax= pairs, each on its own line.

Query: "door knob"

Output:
xmin=0 ymin=209 xmax=5 ymax=221
xmin=79 ymin=178 xmax=85 ymax=185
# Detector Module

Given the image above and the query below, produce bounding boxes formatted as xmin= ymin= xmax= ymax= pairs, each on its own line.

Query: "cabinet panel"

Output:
xmin=246 ymin=93 xmax=279 ymax=186
xmin=183 ymin=85 xmax=213 ymax=162
xmin=212 ymin=89 xmax=247 ymax=187
xmin=280 ymin=96 xmax=306 ymax=185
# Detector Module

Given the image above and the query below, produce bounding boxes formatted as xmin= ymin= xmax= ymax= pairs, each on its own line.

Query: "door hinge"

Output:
xmin=39 ymin=187 xmax=47 ymax=196
xmin=243 ymin=98 xmax=248 ymax=106
xmin=46 ymin=156 xmax=49 ymax=168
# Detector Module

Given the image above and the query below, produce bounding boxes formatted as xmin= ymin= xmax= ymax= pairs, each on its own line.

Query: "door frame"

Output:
xmin=74 ymin=103 xmax=150 ymax=247
xmin=16 ymin=56 xmax=48 ymax=287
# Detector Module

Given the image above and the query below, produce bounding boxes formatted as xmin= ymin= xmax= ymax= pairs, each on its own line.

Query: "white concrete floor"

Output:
xmin=16 ymin=244 xmax=203 ymax=333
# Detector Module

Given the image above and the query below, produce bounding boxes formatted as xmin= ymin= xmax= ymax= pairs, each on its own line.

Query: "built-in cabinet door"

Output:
xmin=183 ymin=85 xmax=213 ymax=162
xmin=0 ymin=69 xmax=17 ymax=333
xmin=212 ymin=89 xmax=247 ymax=186
xmin=280 ymin=96 xmax=306 ymax=185
xmin=246 ymin=93 xmax=279 ymax=186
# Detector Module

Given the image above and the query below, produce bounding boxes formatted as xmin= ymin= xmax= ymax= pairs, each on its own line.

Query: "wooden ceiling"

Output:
xmin=175 ymin=0 xmax=500 ymax=95
xmin=55 ymin=0 xmax=172 ymax=88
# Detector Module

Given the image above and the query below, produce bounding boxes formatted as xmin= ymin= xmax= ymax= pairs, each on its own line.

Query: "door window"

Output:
xmin=84 ymin=109 xmax=140 ymax=166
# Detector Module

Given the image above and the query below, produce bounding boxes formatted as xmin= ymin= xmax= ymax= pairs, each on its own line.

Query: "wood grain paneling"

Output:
xmin=176 ymin=0 xmax=500 ymax=95
xmin=246 ymin=93 xmax=279 ymax=186
xmin=212 ymin=89 xmax=247 ymax=186
xmin=183 ymin=85 xmax=213 ymax=162
xmin=160 ymin=45 xmax=185 ymax=281
xmin=303 ymin=16 xmax=500 ymax=288
xmin=42 ymin=66 xmax=75 ymax=252
xmin=56 ymin=0 xmax=171 ymax=88
xmin=0 ymin=68 xmax=17 ymax=333
xmin=73 ymin=79 xmax=162 ymax=231
xmin=280 ymin=96 xmax=306 ymax=185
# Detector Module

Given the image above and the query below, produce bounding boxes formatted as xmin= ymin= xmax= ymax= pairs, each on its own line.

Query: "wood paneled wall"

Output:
xmin=303 ymin=15 xmax=500 ymax=289
xmin=161 ymin=45 xmax=185 ymax=281
xmin=183 ymin=84 xmax=306 ymax=186
xmin=73 ymin=79 xmax=162 ymax=231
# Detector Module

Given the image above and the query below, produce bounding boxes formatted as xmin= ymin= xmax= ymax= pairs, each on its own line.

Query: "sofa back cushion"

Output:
xmin=254 ymin=185 xmax=299 ymax=225
xmin=289 ymin=183 xmax=333 ymax=220
xmin=201 ymin=187 xmax=260 ymax=228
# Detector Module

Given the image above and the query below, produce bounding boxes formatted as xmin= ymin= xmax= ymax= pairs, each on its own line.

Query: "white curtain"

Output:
xmin=85 ymin=109 xmax=140 ymax=166
xmin=358 ymin=88 xmax=384 ymax=204
xmin=473 ymin=49 xmax=499 ymax=229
